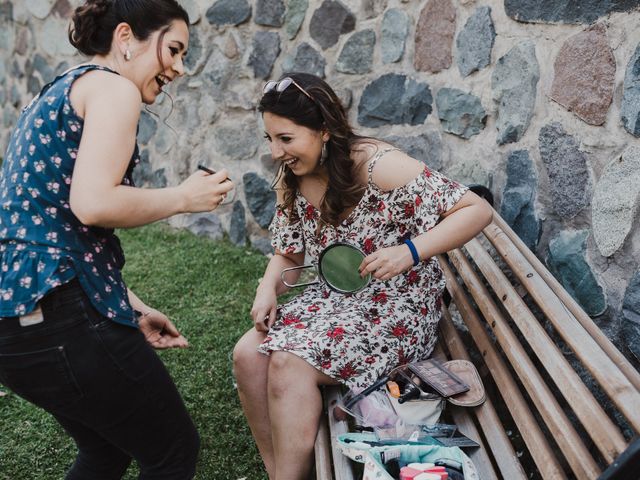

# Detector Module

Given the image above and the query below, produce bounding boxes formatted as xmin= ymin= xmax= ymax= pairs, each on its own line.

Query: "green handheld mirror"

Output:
xmin=280 ymin=242 xmax=372 ymax=294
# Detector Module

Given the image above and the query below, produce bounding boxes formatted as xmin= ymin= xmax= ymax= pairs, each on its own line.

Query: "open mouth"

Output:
xmin=155 ymin=74 xmax=170 ymax=89
xmin=283 ymin=157 xmax=298 ymax=168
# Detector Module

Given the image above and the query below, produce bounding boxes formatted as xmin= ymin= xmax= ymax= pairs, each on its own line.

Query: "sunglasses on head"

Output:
xmin=263 ymin=77 xmax=315 ymax=102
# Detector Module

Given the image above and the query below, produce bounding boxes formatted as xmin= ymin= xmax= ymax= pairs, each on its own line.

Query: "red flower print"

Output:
xmin=391 ymin=324 xmax=408 ymax=338
xmin=322 ymin=361 xmax=332 ymax=369
xmin=404 ymin=203 xmax=415 ymax=217
xmin=372 ymin=292 xmax=388 ymax=304
xmin=407 ymin=270 xmax=419 ymax=284
xmin=308 ymin=304 xmax=320 ymax=313
xmin=424 ymin=167 xmax=432 ymax=178
xmin=283 ymin=314 xmax=300 ymax=325
xmin=377 ymin=201 xmax=386 ymax=212
xmin=339 ymin=363 xmax=357 ymax=379
xmin=415 ymin=195 xmax=423 ymax=206
xmin=294 ymin=323 xmax=306 ymax=329
xmin=363 ymin=238 xmax=375 ymax=254
xmin=365 ymin=356 xmax=376 ymax=364
xmin=305 ymin=204 xmax=315 ymax=220
xmin=327 ymin=327 xmax=345 ymax=341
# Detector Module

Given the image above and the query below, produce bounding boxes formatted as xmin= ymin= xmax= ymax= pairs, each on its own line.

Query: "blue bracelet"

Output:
xmin=403 ymin=238 xmax=420 ymax=266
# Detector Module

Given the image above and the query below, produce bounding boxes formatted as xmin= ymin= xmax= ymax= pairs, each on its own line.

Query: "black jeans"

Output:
xmin=0 ymin=279 xmax=200 ymax=479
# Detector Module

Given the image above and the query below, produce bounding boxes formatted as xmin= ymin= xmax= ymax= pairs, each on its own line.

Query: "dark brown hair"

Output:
xmin=259 ymin=72 xmax=372 ymax=231
xmin=69 ymin=0 xmax=189 ymax=67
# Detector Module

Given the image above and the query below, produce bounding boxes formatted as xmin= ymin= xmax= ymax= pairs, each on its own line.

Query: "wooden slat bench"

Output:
xmin=314 ymin=208 xmax=640 ymax=479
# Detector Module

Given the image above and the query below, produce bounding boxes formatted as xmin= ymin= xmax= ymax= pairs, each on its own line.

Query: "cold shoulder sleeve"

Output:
xmin=269 ymin=204 xmax=305 ymax=254
xmin=403 ymin=167 xmax=469 ymax=235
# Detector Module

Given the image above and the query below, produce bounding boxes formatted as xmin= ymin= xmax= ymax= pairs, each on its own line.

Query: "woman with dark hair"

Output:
xmin=233 ymin=73 xmax=493 ymax=478
xmin=0 ymin=1 xmax=232 ymax=478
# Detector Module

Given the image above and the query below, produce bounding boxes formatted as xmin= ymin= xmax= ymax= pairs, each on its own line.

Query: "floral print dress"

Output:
xmin=258 ymin=148 xmax=468 ymax=390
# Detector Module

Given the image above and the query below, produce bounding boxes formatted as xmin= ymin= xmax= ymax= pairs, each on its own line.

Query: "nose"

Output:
xmin=269 ymin=141 xmax=285 ymax=160
xmin=172 ymin=56 xmax=185 ymax=77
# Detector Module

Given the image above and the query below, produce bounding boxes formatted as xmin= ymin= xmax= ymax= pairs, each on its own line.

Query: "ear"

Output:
xmin=321 ymin=129 xmax=330 ymax=143
xmin=113 ymin=22 xmax=134 ymax=54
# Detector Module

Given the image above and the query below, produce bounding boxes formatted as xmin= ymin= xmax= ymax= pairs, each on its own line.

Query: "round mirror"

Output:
xmin=318 ymin=243 xmax=370 ymax=293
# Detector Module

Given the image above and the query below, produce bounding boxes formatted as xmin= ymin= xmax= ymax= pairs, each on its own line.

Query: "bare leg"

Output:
xmin=233 ymin=329 xmax=275 ymax=478
xmin=268 ymin=351 xmax=339 ymax=480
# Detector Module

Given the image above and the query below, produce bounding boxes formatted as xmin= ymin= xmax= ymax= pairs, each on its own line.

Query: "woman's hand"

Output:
xmin=138 ymin=308 xmax=189 ymax=349
xmin=251 ymin=286 xmax=278 ymax=333
xmin=359 ymin=244 xmax=415 ymax=281
xmin=177 ymin=169 xmax=235 ymax=213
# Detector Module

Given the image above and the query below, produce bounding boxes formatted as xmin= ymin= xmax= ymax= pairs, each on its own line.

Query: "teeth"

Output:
xmin=156 ymin=75 xmax=169 ymax=86
xmin=284 ymin=158 xmax=297 ymax=166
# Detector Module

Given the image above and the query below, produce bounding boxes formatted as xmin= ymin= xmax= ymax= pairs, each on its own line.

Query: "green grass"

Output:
xmin=0 ymin=223 xmax=270 ymax=480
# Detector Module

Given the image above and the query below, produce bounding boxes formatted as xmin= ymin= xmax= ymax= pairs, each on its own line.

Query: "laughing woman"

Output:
xmin=0 ymin=1 xmax=232 ymax=478
xmin=233 ymin=73 xmax=493 ymax=479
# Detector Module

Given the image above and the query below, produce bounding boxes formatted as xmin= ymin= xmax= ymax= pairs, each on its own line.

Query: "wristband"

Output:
xmin=403 ymin=238 xmax=420 ymax=266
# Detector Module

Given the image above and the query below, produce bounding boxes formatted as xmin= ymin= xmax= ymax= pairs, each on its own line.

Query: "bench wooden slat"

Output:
xmin=482 ymin=223 xmax=640 ymax=436
xmin=439 ymin=307 xmax=520 ymax=480
xmin=463 ymin=236 xmax=628 ymax=464
xmin=323 ymin=387 xmax=356 ymax=480
xmin=443 ymin=251 xmax=599 ymax=479
xmin=315 ymin=408 xmax=334 ymax=480
xmin=491 ymin=212 xmax=640 ymax=392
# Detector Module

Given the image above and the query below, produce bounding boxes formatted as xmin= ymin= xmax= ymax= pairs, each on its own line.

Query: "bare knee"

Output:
xmin=268 ymin=352 xmax=311 ymax=398
xmin=233 ymin=330 xmax=267 ymax=381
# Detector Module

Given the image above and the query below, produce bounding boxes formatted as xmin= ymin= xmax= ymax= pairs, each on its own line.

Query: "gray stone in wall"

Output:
xmin=184 ymin=212 xmax=224 ymax=240
xmin=14 ymin=27 xmax=29 ymax=57
xmin=3 ymin=104 xmax=17 ymax=129
xmin=592 ymin=146 xmax=640 ymax=257
xmin=255 ymin=0 xmax=285 ymax=27
xmin=547 ymin=230 xmax=606 ymax=317
xmin=0 ymin=87 xmax=5 ymax=107
xmin=41 ymin=16 xmax=76 ymax=57
xmin=251 ymin=236 xmax=274 ymax=255
xmin=282 ymin=42 xmax=326 ymax=78
xmin=500 ymin=150 xmax=541 ymax=251
xmin=33 ymin=54 xmax=53 ymax=83
xmin=0 ymin=60 xmax=5 ymax=84
xmin=151 ymin=168 xmax=168 ymax=188
xmin=0 ymin=1 xmax=12 ymax=22
xmin=435 ymin=88 xmax=487 ymax=139
xmin=137 ymin=111 xmax=158 ymax=145
xmin=456 ymin=6 xmax=495 ymax=77
xmin=358 ymin=73 xmax=432 ymax=127
xmin=384 ymin=131 xmax=443 ymax=170
xmin=243 ymin=172 xmax=276 ymax=229
xmin=201 ymin=48 xmax=233 ymax=101
xmin=184 ymin=28 xmax=203 ymax=72
xmin=248 ymin=31 xmax=281 ymax=80
xmin=491 ymin=40 xmax=539 ymax=145
xmin=336 ymin=29 xmax=375 ymax=75
xmin=214 ymin=121 xmax=259 ymax=160
xmin=504 ymin=0 xmax=640 ymax=25
xmin=539 ymin=122 xmax=590 ymax=219
xmin=362 ymin=0 xmax=388 ymax=19
xmin=27 ymin=76 xmax=41 ymax=96
xmin=621 ymin=43 xmax=640 ymax=137
xmin=381 ymin=8 xmax=408 ymax=64
xmin=285 ymin=0 xmax=308 ymax=40
xmin=179 ymin=0 xmax=201 ymax=24
xmin=446 ymin=162 xmax=492 ymax=190
xmin=309 ymin=0 xmax=355 ymax=50
xmin=414 ymin=0 xmax=456 ymax=73
xmin=132 ymin=149 xmax=152 ymax=186
xmin=55 ymin=61 xmax=69 ymax=77
xmin=550 ymin=23 xmax=615 ymax=126
xmin=229 ymin=200 xmax=247 ymax=246
xmin=0 ymin=20 xmax=14 ymax=53
xmin=206 ymin=0 xmax=251 ymax=26
xmin=26 ymin=0 xmax=55 ymax=19
xmin=10 ymin=85 xmax=20 ymax=107
xmin=622 ymin=270 xmax=640 ymax=362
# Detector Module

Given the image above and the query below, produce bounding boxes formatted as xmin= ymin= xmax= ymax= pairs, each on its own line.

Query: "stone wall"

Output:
xmin=1 ymin=0 xmax=640 ymax=360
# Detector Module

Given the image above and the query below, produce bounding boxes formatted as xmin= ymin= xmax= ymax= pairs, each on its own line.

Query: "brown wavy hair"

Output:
xmin=259 ymin=73 xmax=373 ymax=233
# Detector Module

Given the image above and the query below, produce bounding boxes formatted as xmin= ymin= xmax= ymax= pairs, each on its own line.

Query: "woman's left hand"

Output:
xmin=359 ymin=245 xmax=415 ymax=281
xmin=138 ymin=309 xmax=189 ymax=349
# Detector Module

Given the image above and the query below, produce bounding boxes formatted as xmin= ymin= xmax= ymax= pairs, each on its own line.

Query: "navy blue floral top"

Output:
xmin=0 ymin=65 xmax=140 ymax=327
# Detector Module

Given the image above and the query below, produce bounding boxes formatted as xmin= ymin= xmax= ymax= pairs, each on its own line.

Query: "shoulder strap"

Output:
xmin=367 ymin=147 xmax=400 ymax=184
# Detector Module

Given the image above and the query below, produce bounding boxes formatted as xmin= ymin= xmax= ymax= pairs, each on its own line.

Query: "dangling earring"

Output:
xmin=124 ymin=49 xmax=132 ymax=61
xmin=320 ymin=141 xmax=328 ymax=165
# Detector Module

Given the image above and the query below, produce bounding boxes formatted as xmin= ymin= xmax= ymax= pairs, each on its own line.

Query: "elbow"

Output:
xmin=70 ymin=195 xmax=108 ymax=227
